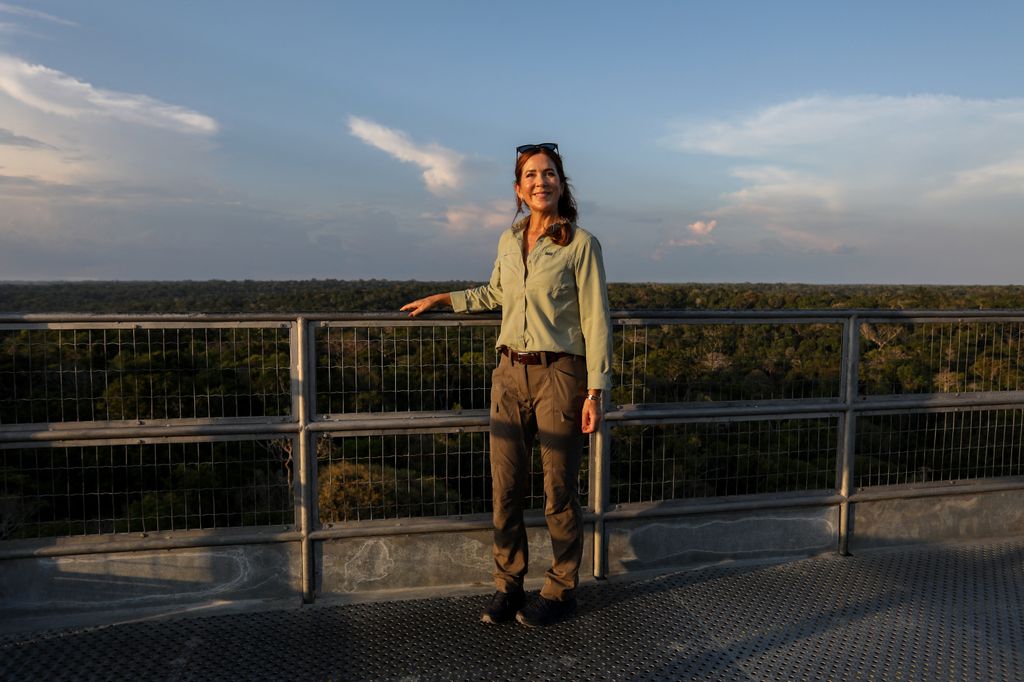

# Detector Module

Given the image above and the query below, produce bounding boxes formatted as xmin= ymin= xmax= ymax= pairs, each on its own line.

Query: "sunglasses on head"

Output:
xmin=516 ymin=142 xmax=559 ymax=158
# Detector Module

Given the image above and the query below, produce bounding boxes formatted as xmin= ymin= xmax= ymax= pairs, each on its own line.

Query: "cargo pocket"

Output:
xmin=490 ymin=364 xmax=503 ymax=416
xmin=549 ymin=357 xmax=585 ymax=430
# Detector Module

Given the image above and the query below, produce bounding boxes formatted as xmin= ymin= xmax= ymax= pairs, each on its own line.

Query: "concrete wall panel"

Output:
xmin=0 ymin=543 xmax=301 ymax=615
xmin=849 ymin=489 xmax=1024 ymax=552
xmin=606 ymin=507 xmax=839 ymax=574
xmin=318 ymin=526 xmax=595 ymax=594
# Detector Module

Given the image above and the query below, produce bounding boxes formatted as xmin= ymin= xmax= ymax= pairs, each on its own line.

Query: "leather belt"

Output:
xmin=500 ymin=348 xmax=573 ymax=366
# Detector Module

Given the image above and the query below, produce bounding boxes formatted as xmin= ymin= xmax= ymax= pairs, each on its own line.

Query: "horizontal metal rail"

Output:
xmin=0 ymin=528 xmax=302 ymax=560
xmin=310 ymin=509 xmax=598 ymax=541
xmin=4 ymin=391 xmax=1021 ymax=445
xmin=847 ymin=477 xmax=1024 ymax=503
xmin=0 ymin=320 xmax=293 ymax=331
xmin=0 ymin=422 xmax=301 ymax=444
xmin=604 ymin=492 xmax=844 ymax=521
xmin=3 ymin=309 xmax=1022 ymax=323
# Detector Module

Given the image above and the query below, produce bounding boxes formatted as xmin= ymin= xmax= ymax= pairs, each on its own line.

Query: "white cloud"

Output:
xmin=688 ymin=219 xmax=716 ymax=236
xmin=665 ymin=94 xmax=1024 ymax=258
xmin=669 ymin=94 xmax=1024 ymax=161
xmin=0 ymin=21 xmax=47 ymax=42
xmin=0 ymin=55 xmax=217 ymax=134
xmin=935 ymin=160 xmax=1024 ymax=199
xmin=0 ymin=126 xmax=53 ymax=149
xmin=0 ymin=3 xmax=77 ymax=27
xmin=763 ymin=225 xmax=848 ymax=255
xmin=348 ymin=115 xmax=463 ymax=195
xmin=0 ymin=54 xmax=221 ymax=242
xmin=723 ymin=166 xmax=843 ymax=214
xmin=654 ymin=218 xmax=717 ymax=259
xmin=443 ymin=200 xmax=511 ymax=233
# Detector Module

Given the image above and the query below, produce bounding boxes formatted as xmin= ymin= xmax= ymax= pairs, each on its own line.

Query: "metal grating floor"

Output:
xmin=3 ymin=540 xmax=1023 ymax=681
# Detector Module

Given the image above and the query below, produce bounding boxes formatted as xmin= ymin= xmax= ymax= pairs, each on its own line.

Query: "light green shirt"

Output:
xmin=449 ymin=221 xmax=612 ymax=390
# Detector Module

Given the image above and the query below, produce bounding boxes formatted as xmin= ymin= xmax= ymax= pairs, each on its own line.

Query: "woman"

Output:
xmin=401 ymin=143 xmax=612 ymax=627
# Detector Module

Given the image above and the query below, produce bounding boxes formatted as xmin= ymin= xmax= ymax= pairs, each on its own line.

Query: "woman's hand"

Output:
xmin=400 ymin=293 xmax=452 ymax=317
xmin=581 ymin=396 xmax=601 ymax=434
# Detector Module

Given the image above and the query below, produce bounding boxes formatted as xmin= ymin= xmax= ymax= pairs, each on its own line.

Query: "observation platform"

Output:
xmin=3 ymin=538 xmax=1022 ymax=681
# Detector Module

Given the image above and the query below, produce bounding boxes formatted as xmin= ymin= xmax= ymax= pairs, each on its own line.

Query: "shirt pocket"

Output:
xmin=499 ymin=250 xmax=523 ymax=290
xmin=527 ymin=248 xmax=575 ymax=295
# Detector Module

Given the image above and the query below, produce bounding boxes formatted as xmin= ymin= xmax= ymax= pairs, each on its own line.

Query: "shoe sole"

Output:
xmin=481 ymin=589 xmax=525 ymax=625
xmin=515 ymin=607 xmax=576 ymax=628
xmin=514 ymin=612 xmax=536 ymax=627
xmin=480 ymin=613 xmax=511 ymax=625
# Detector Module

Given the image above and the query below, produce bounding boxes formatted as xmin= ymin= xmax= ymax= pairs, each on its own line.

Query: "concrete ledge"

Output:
xmin=317 ymin=524 xmax=595 ymax=594
xmin=0 ymin=542 xmax=301 ymax=618
xmin=0 ymin=527 xmax=301 ymax=560
xmin=606 ymin=505 xmax=838 ymax=573
xmin=849 ymin=487 xmax=1024 ymax=552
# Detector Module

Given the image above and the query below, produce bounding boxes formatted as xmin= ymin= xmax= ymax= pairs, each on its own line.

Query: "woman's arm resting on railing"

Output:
xmin=400 ymin=293 xmax=453 ymax=317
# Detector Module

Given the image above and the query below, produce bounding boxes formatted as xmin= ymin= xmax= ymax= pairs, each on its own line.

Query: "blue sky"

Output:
xmin=1 ymin=1 xmax=1022 ymax=283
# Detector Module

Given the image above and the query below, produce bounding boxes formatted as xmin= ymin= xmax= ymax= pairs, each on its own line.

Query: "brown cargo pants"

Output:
xmin=489 ymin=351 xmax=587 ymax=601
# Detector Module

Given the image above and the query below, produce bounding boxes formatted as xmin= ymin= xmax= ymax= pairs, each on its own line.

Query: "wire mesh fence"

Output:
xmin=0 ymin=326 xmax=292 ymax=425
xmin=612 ymin=322 xmax=844 ymax=406
xmin=4 ymin=312 xmax=1024 ymax=543
xmin=315 ymin=323 xmax=499 ymax=414
xmin=855 ymin=408 xmax=1024 ymax=487
xmin=0 ymin=439 xmax=294 ymax=540
xmin=610 ymin=417 xmax=839 ymax=505
xmin=314 ymin=320 xmax=846 ymax=416
xmin=317 ymin=431 xmax=590 ymax=523
xmin=858 ymin=320 xmax=1024 ymax=395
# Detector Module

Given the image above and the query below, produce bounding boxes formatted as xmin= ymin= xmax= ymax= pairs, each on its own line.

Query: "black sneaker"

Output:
xmin=480 ymin=587 xmax=525 ymax=624
xmin=515 ymin=594 xmax=577 ymax=627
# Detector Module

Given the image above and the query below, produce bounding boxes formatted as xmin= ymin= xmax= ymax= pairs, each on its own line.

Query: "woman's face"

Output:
xmin=515 ymin=153 xmax=562 ymax=216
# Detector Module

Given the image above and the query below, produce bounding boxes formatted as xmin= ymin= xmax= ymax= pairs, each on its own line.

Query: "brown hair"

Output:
xmin=513 ymin=147 xmax=578 ymax=246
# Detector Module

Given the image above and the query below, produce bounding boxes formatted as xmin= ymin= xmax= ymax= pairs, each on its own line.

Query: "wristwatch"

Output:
xmin=585 ymin=393 xmax=601 ymax=401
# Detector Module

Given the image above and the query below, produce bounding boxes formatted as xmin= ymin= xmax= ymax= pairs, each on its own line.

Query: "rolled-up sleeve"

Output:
xmin=575 ymin=235 xmax=612 ymax=390
xmin=450 ymin=254 xmax=503 ymax=313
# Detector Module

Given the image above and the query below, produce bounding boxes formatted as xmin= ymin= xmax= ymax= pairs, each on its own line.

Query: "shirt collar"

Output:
xmin=512 ymin=214 xmax=573 ymax=238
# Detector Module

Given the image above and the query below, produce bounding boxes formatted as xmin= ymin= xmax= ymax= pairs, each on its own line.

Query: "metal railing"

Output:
xmin=3 ymin=310 xmax=1024 ymax=601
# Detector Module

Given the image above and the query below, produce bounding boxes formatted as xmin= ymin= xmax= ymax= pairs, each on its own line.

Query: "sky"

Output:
xmin=1 ymin=1 xmax=1022 ymax=284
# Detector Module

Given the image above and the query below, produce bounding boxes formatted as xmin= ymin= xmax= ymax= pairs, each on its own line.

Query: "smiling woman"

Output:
xmin=512 ymin=142 xmax=577 ymax=246
xmin=401 ymin=143 xmax=612 ymax=628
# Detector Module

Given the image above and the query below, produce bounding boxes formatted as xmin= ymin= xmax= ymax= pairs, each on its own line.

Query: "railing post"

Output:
xmin=591 ymin=394 xmax=611 ymax=579
xmin=837 ymin=314 xmax=859 ymax=556
xmin=294 ymin=317 xmax=317 ymax=603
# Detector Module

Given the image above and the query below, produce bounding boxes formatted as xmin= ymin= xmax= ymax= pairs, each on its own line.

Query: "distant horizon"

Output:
xmin=4 ymin=280 xmax=1024 ymax=318
xmin=2 ymin=278 xmax=1023 ymax=288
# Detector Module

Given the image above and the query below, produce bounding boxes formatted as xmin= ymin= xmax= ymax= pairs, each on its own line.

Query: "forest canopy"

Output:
xmin=2 ymin=280 xmax=1024 ymax=313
